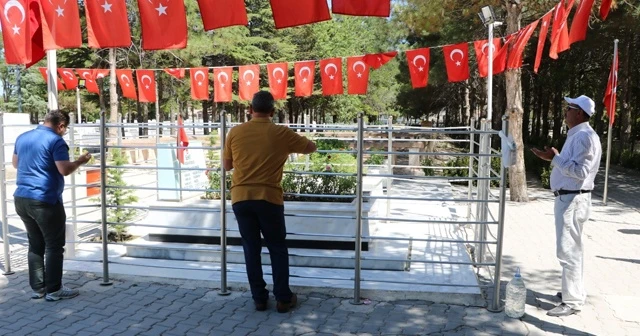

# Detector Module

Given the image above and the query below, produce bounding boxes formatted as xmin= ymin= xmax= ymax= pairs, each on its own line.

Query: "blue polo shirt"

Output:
xmin=14 ymin=125 xmax=69 ymax=204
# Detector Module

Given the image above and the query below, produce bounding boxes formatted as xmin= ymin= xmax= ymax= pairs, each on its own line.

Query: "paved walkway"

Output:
xmin=1 ymin=165 xmax=640 ymax=335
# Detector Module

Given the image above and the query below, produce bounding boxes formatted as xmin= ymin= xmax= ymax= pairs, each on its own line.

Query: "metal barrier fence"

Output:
xmin=0 ymin=111 xmax=509 ymax=310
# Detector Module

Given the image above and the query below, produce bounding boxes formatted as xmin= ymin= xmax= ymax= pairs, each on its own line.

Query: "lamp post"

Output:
xmin=478 ymin=5 xmax=502 ymax=123
xmin=76 ymin=79 xmax=86 ymax=124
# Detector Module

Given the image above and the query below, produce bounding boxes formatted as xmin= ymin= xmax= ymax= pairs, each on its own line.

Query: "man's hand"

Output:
xmin=78 ymin=152 xmax=92 ymax=165
xmin=531 ymin=146 xmax=558 ymax=162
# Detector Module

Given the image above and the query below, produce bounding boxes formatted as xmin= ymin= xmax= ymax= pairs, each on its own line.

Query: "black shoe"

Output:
xmin=276 ymin=293 xmax=297 ymax=313
xmin=547 ymin=303 xmax=578 ymax=317
xmin=556 ymin=292 xmax=562 ymax=299
xmin=254 ymin=300 xmax=267 ymax=311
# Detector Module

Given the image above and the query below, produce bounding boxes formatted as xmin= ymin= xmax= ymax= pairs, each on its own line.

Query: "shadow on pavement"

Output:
xmin=596 ymin=255 xmax=640 ymax=265
xmin=618 ymin=229 xmax=640 ymax=235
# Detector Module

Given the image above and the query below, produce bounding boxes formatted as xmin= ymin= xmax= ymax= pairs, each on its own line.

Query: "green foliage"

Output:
xmin=365 ymin=149 xmax=386 ymax=166
xmin=106 ymin=149 xmax=139 ymax=241
xmin=282 ymin=152 xmax=357 ymax=202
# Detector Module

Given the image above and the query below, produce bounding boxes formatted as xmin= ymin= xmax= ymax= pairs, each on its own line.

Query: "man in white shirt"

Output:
xmin=532 ymin=95 xmax=602 ymax=317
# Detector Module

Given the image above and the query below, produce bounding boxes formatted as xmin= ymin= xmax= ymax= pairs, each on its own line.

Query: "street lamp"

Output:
xmin=478 ymin=5 xmax=502 ymax=122
xmin=76 ymin=78 xmax=86 ymax=124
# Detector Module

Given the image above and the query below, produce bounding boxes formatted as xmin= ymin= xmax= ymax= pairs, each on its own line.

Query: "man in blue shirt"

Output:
xmin=13 ymin=110 xmax=91 ymax=301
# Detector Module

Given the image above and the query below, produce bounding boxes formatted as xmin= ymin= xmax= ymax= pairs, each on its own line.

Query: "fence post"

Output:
xmin=467 ymin=118 xmax=475 ymax=221
xmin=386 ymin=116 xmax=393 ymax=221
xmin=67 ymin=113 xmax=77 ymax=259
xmin=218 ymin=113 xmax=230 ymax=296
xmin=99 ymin=95 xmax=112 ymax=286
xmin=0 ymin=112 xmax=13 ymax=275
xmin=351 ymin=112 xmax=365 ymax=305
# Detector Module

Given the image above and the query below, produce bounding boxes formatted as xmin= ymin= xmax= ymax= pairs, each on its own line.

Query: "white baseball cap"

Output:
xmin=564 ymin=95 xmax=595 ymax=116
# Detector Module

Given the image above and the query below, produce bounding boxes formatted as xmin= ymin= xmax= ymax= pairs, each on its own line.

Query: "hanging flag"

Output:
xmin=363 ymin=51 xmax=398 ymax=69
xmin=534 ymin=11 xmax=553 ymax=73
xmin=136 ymin=70 xmax=156 ymax=102
xmin=549 ymin=0 xmax=574 ymax=59
xmin=238 ymin=65 xmax=260 ymax=101
xmin=405 ymin=48 xmax=430 ymax=88
xmin=494 ymin=35 xmax=515 ymax=75
xmin=346 ymin=56 xmax=370 ymax=95
xmin=164 ymin=68 xmax=186 ymax=79
xmin=0 ymin=0 xmax=31 ymax=64
xmin=267 ymin=63 xmax=288 ymax=100
xmin=473 ymin=39 xmax=499 ymax=78
xmin=442 ymin=43 xmax=470 ymax=82
xmin=116 ymin=69 xmax=137 ymax=99
xmin=269 ymin=0 xmax=330 ymax=29
xmin=85 ymin=0 xmax=131 ymax=48
xmin=600 ymin=0 xmax=613 ymax=20
xmin=214 ymin=67 xmax=233 ymax=103
xmin=190 ymin=68 xmax=209 ymax=100
xmin=77 ymin=69 xmax=100 ymax=94
xmin=569 ymin=0 xmax=595 ymax=44
xmin=38 ymin=67 xmax=65 ymax=90
xmin=57 ymin=68 xmax=78 ymax=90
xmin=319 ymin=58 xmax=343 ymax=96
xmin=603 ymin=50 xmax=618 ymax=126
xmin=331 ymin=0 xmax=390 ymax=17
xmin=25 ymin=0 xmax=45 ymax=68
xmin=137 ymin=0 xmax=187 ymax=50
xmin=39 ymin=0 xmax=82 ymax=49
xmin=197 ymin=0 xmax=247 ymax=31
xmin=177 ymin=115 xmax=189 ymax=164
xmin=294 ymin=61 xmax=314 ymax=97
xmin=507 ymin=20 xmax=539 ymax=70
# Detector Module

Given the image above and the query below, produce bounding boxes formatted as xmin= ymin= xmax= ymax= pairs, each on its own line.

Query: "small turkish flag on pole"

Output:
xmin=177 ymin=115 xmax=189 ymax=164
xmin=190 ymin=68 xmax=210 ymax=100
xmin=238 ymin=65 xmax=260 ymax=101
xmin=294 ymin=61 xmax=315 ymax=97
xmin=319 ymin=58 xmax=343 ymax=96
xmin=405 ymin=48 xmax=430 ymax=88
xmin=116 ymin=69 xmax=137 ymax=99
xmin=604 ymin=44 xmax=618 ymax=126
xmin=442 ymin=43 xmax=470 ymax=82
xmin=136 ymin=70 xmax=157 ymax=102
xmin=346 ymin=56 xmax=370 ymax=95
xmin=214 ymin=67 xmax=233 ymax=103
xmin=267 ymin=63 xmax=288 ymax=100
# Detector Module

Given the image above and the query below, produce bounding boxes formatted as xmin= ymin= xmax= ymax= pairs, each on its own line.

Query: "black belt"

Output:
xmin=553 ymin=189 xmax=591 ymax=197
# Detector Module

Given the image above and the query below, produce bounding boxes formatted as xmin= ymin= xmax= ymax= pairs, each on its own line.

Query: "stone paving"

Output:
xmin=1 ymin=164 xmax=639 ymax=335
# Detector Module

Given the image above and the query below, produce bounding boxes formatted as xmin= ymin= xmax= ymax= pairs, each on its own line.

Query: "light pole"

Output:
xmin=76 ymin=78 xmax=86 ymax=124
xmin=478 ymin=5 xmax=502 ymax=123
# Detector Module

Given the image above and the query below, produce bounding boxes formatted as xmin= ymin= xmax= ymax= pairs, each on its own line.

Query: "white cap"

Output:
xmin=564 ymin=95 xmax=595 ymax=116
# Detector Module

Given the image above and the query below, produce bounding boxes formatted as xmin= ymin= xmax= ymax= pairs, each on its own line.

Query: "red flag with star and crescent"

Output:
xmin=57 ymin=68 xmax=78 ymax=90
xmin=443 ymin=43 xmax=470 ymax=82
xmin=85 ymin=0 xmax=131 ymax=48
xmin=319 ymin=58 xmax=343 ymax=96
xmin=116 ymin=69 xmax=137 ymax=99
xmin=164 ymin=68 xmax=185 ymax=79
xmin=603 ymin=49 xmax=618 ymax=126
xmin=77 ymin=69 xmax=99 ymax=93
xmin=213 ymin=67 xmax=233 ymax=103
xmin=269 ymin=0 xmax=330 ymax=29
xmin=507 ymin=20 xmax=539 ymax=70
xmin=405 ymin=48 xmax=430 ymax=88
xmin=136 ymin=70 xmax=156 ymax=102
xmin=177 ymin=115 xmax=189 ymax=164
xmin=39 ymin=0 xmax=82 ymax=49
xmin=137 ymin=0 xmax=187 ymax=50
xmin=267 ymin=63 xmax=288 ymax=100
xmin=38 ymin=67 xmax=65 ymax=90
xmin=190 ymin=68 xmax=209 ymax=101
xmin=534 ymin=11 xmax=553 ymax=74
xmin=0 ymin=0 xmax=32 ymax=64
xmin=473 ymin=39 xmax=500 ymax=78
xmin=197 ymin=0 xmax=247 ymax=30
xmin=347 ymin=56 xmax=370 ymax=95
xmin=549 ymin=0 xmax=573 ymax=60
xmin=238 ymin=65 xmax=260 ymax=101
xmin=294 ymin=61 xmax=314 ymax=97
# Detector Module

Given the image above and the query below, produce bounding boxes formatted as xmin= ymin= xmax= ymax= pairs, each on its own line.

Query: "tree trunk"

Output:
xmin=504 ymin=1 xmax=529 ymax=202
xmin=203 ymin=100 xmax=210 ymax=135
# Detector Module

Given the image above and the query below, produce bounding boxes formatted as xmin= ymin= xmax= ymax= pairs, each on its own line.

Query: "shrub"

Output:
xmin=106 ymin=149 xmax=139 ymax=241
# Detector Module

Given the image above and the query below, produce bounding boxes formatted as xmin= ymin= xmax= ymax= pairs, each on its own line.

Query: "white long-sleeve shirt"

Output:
xmin=550 ymin=122 xmax=602 ymax=192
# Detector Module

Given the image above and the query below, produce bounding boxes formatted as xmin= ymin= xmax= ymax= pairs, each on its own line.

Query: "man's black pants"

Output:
xmin=14 ymin=196 xmax=66 ymax=294
xmin=232 ymin=200 xmax=293 ymax=303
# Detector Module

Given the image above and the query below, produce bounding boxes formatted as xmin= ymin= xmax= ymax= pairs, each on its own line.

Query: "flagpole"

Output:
xmin=46 ymin=50 xmax=59 ymax=111
xmin=603 ymin=39 xmax=618 ymax=206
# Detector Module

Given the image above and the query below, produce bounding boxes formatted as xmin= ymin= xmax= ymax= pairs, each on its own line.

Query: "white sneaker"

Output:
xmin=45 ymin=286 xmax=79 ymax=301
xmin=31 ymin=289 xmax=45 ymax=299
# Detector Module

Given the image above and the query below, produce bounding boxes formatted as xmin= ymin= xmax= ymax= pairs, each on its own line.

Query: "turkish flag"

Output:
xmin=319 ymin=58 xmax=343 ymax=96
xmin=294 ymin=61 xmax=315 ymax=97
xmin=494 ymin=35 xmax=515 ymax=75
xmin=38 ymin=67 xmax=65 ymax=90
xmin=443 ymin=43 xmax=470 ymax=82
xmin=137 ymin=0 xmax=187 ymax=50
xmin=267 ymin=63 xmax=288 ymax=100
xmin=269 ymin=0 xmax=330 ymax=29
xmin=405 ymin=48 xmax=430 ymax=88
xmin=57 ymin=68 xmax=78 ymax=90
xmin=177 ymin=115 xmax=189 ymax=164
xmin=0 ymin=0 xmax=31 ymax=64
xmin=549 ymin=0 xmax=573 ymax=59
xmin=363 ymin=51 xmax=397 ymax=69
xmin=603 ymin=50 xmax=618 ymax=126
xmin=116 ymin=69 xmax=137 ymax=99
xmin=77 ymin=69 xmax=100 ymax=94
xmin=600 ymin=0 xmax=613 ymax=20
xmin=213 ymin=67 xmax=233 ymax=103
xmin=190 ymin=68 xmax=210 ymax=101
xmin=136 ymin=70 xmax=156 ymax=103
xmin=347 ymin=56 xmax=369 ymax=95
xmin=331 ymin=0 xmax=390 ymax=17
xmin=569 ymin=0 xmax=595 ymax=44
xmin=238 ymin=65 xmax=260 ymax=101
xmin=164 ymin=68 xmax=185 ymax=79
xmin=534 ymin=11 xmax=553 ymax=73
xmin=25 ymin=0 xmax=45 ymax=68
xmin=473 ymin=39 xmax=499 ymax=78
xmin=85 ymin=0 xmax=130 ymax=48
xmin=198 ymin=0 xmax=247 ymax=30
xmin=39 ymin=0 xmax=82 ymax=49
xmin=507 ymin=20 xmax=539 ymax=70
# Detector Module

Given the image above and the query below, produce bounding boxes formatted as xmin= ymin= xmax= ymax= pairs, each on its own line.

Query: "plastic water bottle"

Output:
xmin=505 ymin=267 xmax=526 ymax=318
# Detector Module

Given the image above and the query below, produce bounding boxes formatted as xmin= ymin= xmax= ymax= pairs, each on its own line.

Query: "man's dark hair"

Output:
xmin=251 ymin=91 xmax=275 ymax=114
xmin=45 ymin=110 xmax=70 ymax=126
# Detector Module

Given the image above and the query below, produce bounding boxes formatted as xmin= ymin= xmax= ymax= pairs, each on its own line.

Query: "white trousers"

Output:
xmin=554 ymin=193 xmax=591 ymax=310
